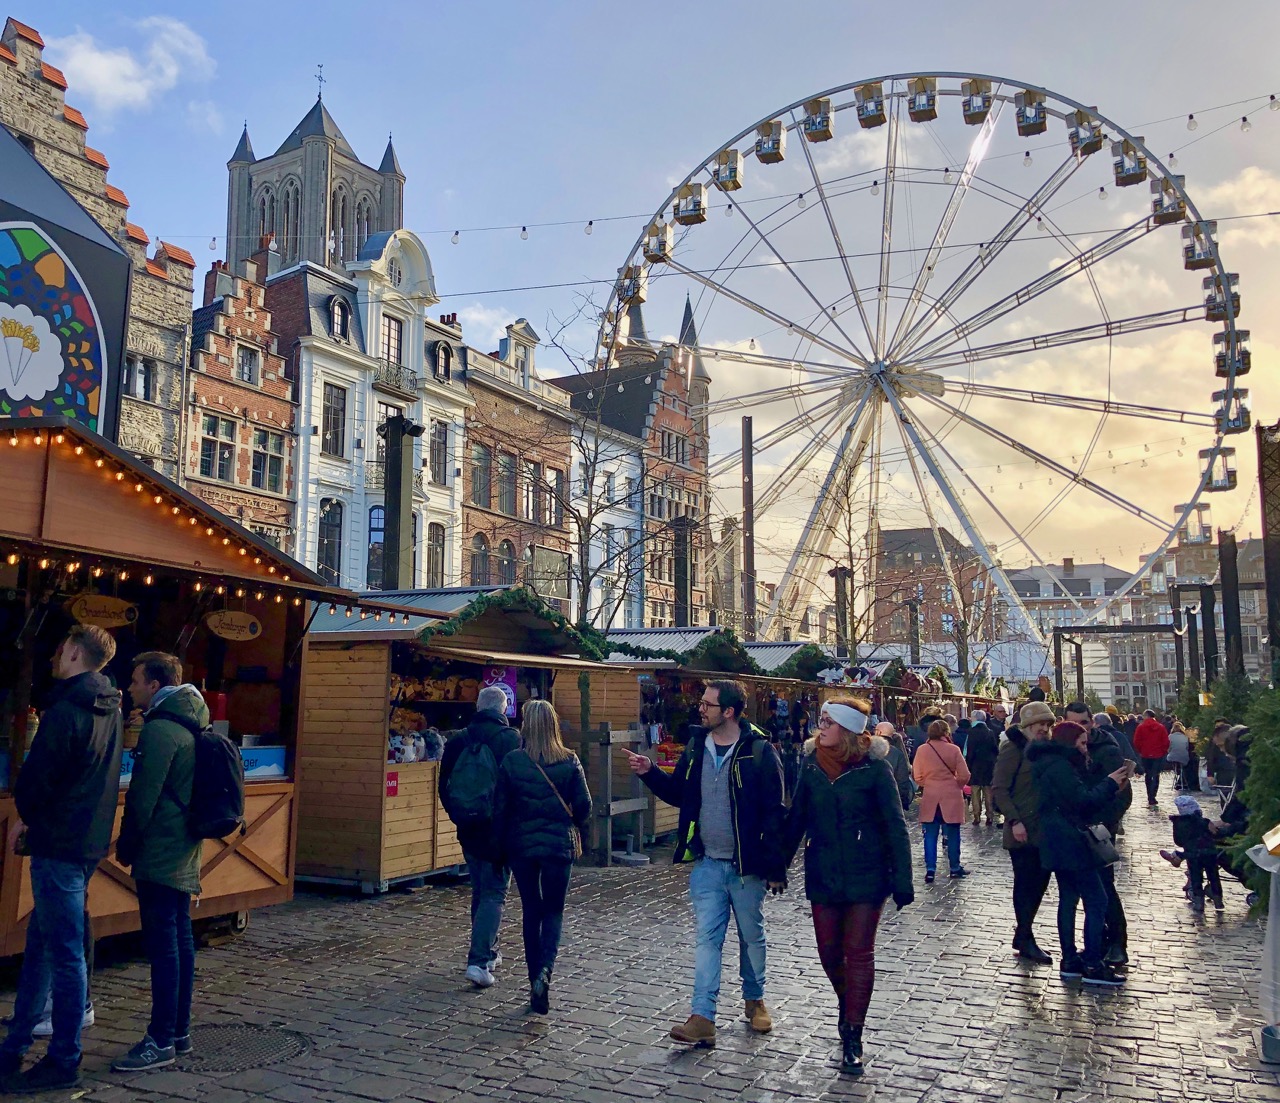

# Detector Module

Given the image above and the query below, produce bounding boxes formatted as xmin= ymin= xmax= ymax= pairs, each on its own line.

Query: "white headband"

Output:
xmin=821 ymin=702 xmax=868 ymax=734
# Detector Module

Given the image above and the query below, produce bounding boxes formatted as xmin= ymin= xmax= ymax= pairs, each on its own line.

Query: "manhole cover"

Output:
xmin=183 ymin=1024 xmax=310 ymax=1073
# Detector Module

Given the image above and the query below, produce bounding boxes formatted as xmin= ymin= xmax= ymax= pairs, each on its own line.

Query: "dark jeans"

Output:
xmin=1008 ymin=845 xmax=1052 ymax=945
xmin=1141 ymin=757 xmax=1165 ymax=802
xmin=1188 ymin=849 xmax=1224 ymax=899
xmin=1055 ymin=866 xmax=1109 ymax=968
xmin=1181 ymin=754 xmax=1200 ymax=790
xmin=136 ymin=880 xmax=195 ymax=1049
xmin=921 ymin=818 xmax=961 ymax=873
xmin=1099 ymin=857 xmax=1127 ymax=953
xmin=463 ymin=849 xmax=510 ymax=969
xmin=510 ymin=858 xmax=573 ymax=983
xmin=1 ymin=857 xmax=98 ymax=1066
xmin=811 ymin=903 xmax=882 ymax=1027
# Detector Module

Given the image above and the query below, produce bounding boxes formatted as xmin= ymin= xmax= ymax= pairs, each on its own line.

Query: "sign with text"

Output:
xmin=386 ymin=772 xmax=399 ymax=798
xmin=69 ymin=593 xmax=137 ymax=629
xmin=205 ymin=610 xmax=262 ymax=642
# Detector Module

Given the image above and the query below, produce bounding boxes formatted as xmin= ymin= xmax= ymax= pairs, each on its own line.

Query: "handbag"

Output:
xmin=531 ymin=756 xmax=583 ymax=860
xmin=1082 ymin=823 xmax=1119 ymax=866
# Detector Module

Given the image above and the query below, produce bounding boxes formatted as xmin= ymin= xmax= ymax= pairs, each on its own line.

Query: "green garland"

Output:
xmin=608 ymin=628 xmax=762 ymax=675
xmin=415 ymin=586 xmax=609 ymax=662
xmin=927 ymin=665 xmax=954 ymax=695
xmin=772 ymin=643 xmax=837 ymax=681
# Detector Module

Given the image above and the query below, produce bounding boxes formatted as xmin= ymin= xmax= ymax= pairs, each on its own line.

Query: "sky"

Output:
xmin=16 ymin=0 xmax=1280 ymax=605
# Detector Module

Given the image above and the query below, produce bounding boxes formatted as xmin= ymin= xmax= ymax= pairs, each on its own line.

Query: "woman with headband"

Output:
xmin=912 ymin=718 xmax=972 ymax=882
xmin=783 ymin=696 xmax=913 ymax=1075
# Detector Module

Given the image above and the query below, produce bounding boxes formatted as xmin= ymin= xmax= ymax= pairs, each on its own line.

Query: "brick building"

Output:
xmin=187 ymin=260 xmax=299 ymax=549
xmin=0 ymin=17 xmax=196 ymax=478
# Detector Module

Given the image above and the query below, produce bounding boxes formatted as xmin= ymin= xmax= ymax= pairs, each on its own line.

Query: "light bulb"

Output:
xmin=584 ymin=220 xmax=593 ymax=235
xmin=209 ymin=236 xmax=217 ymax=251
xmin=1023 ymin=150 xmax=1032 ymax=167
xmin=345 ymin=606 xmax=353 ymax=618
xmin=749 ymin=338 xmax=756 ymax=351
xmin=797 ymin=192 xmax=806 ymax=209
xmin=1187 ymin=113 xmax=1198 ymax=131
xmin=451 ymin=230 xmax=459 ymax=244
xmin=978 ymin=243 xmax=990 ymax=263
xmin=328 ymin=603 xmax=337 ymax=615
xmin=943 ymin=167 xmax=951 ymax=182
xmin=1240 ymin=116 xmax=1251 ymax=133
xmin=1098 ymin=186 xmax=1107 ymax=200
xmin=725 ymin=203 xmax=733 ymax=217
xmin=1037 ymin=217 xmax=1047 ymax=232
xmin=520 ymin=226 xmax=528 ymax=240
xmin=1168 ymin=152 xmax=1178 ymax=169
xmin=1271 ymin=94 xmax=1279 ymax=112
xmin=617 ymin=383 xmax=624 ymax=393
xmin=870 ymin=180 xmax=880 ymax=195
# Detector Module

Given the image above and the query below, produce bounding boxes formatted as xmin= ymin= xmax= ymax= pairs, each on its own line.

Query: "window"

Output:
xmin=428 ymin=421 xmax=448 ymax=486
xmin=281 ymin=180 xmax=301 ymax=260
xmin=367 ymin=506 xmax=385 ymax=590
xmin=321 ymin=383 xmax=347 ymax=457
xmin=497 ymin=452 xmax=517 ymax=516
xmin=661 ymin=430 xmax=689 ymax=464
xmin=470 ymin=534 xmax=490 ymax=585
xmin=941 ymin=613 xmax=956 ymax=635
xmin=496 ymin=540 xmax=517 ymax=585
xmin=471 ymin=443 xmax=492 ymax=508
xmin=199 ymin=415 xmax=236 ymax=482
xmin=374 ymin=402 xmax=401 ymax=464
xmin=605 ymin=471 xmax=616 ymax=501
xmin=381 ymin=315 xmax=404 ymax=364
xmin=943 ymin=586 xmax=954 ymax=605
xmin=237 ymin=346 xmax=260 ymax=385
xmin=317 ymin=499 xmax=343 ymax=584
xmin=252 ymin=429 xmax=284 ymax=493
xmin=522 ymin=460 xmax=543 ymax=523
xmin=579 ymin=462 xmax=590 ymax=496
xmin=125 ymin=355 xmax=155 ymax=402
xmin=425 ymin=523 xmax=445 ymax=588
xmin=433 ymin=343 xmax=452 ymax=381
xmin=514 ymin=344 xmax=528 ymax=376
xmin=256 ymin=187 xmax=275 ymax=242
xmin=1244 ymin=624 xmax=1260 ymax=656
xmin=330 ymin=298 xmax=351 ymax=340
xmin=551 ymin=469 xmax=566 ymax=527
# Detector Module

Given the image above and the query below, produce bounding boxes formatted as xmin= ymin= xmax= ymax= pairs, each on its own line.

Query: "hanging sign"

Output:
xmin=68 ymin=594 xmax=137 ymax=629
xmin=205 ymin=609 xmax=262 ymax=641
xmin=482 ymin=666 xmax=518 ymax=718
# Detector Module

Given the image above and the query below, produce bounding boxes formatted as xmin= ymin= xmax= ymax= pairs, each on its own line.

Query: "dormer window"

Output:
xmin=433 ymin=342 xmax=452 ymax=381
xmin=515 ymin=344 xmax=528 ymax=375
xmin=387 ymin=258 xmax=403 ymax=287
xmin=330 ymin=298 xmax=351 ymax=340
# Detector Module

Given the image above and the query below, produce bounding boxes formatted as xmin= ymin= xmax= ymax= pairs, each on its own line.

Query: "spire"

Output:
xmin=229 ymin=124 xmax=255 ymax=165
xmin=378 ymin=134 xmax=403 ymax=177
xmin=679 ymin=294 xmax=711 ymax=383
xmin=274 ymin=99 xmax=357 ymax=158
xmin=624 ymin=300 xmax=649 ymax=346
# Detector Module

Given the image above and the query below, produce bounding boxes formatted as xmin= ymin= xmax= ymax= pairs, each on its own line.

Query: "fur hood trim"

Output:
xmin=803 ymin=734 xmax=890 ymax=760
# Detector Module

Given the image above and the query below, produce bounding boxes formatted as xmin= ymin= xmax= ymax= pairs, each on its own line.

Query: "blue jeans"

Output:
xmin=1056 ymin=866 xmax=1109 ymax=967
xmin=1 ymin=857 xmax=98 ymax=1066
xmin=136 ymin=880 xmax=195 ymax=1048
xmin=463 ymin=849 xmax=510 ymax=969
xmin=509 ymin=858 xmax=572 ymax=982
xmin=688 ymin=857 xmax=767 ymax=1021
xmin=922 ymin=821 xmax=961 ymax=873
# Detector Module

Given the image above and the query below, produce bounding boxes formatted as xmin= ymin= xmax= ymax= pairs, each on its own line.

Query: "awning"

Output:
xmin=423 ymin=645 xmax=608 ymax=671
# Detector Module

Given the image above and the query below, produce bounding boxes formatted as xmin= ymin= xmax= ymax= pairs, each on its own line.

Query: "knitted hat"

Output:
xmin=1105 ymin=704 xmax=1120 ymax=718
xmin=1174 ymin=794 xmax=1202 ymax=817
xmin=1018 ymin=701 xmax=1055 ymax=727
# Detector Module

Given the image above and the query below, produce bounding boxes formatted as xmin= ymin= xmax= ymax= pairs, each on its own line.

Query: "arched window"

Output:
xmin=282 ymin=181 xmax=301 ymax=261
xmin=330 ymin=297 xmax=351 ymax=340
xmin=354 ymin=196 xmax=373 ymax=254
xmin=256 ymin=187 xmax=275 ymax=244
xmin=433 ymin=342 xmax=452 ymax=381
xmin=367 ymin=505 xmax=385 ymax=590
xmin=330 ymin=187 xmax=349 ymax=260
xmin=317 ymin=499 xmax=343 ymax=585
xmin=470 ymin=534 xmax=490 ymax=586
xmin=426 ymin=522 xmax=445 ymax=587
xmin=496 ymin=540 xmax=517 ymax=585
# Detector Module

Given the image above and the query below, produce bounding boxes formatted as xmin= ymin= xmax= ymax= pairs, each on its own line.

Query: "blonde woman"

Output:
xmin=493 ymin=700 xmax=591 ymax=1014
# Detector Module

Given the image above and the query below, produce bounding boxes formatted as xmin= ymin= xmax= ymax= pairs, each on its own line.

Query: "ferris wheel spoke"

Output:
xmin=893 ymin=151 xmax=1087 ymax=361
xmin=911 ymin=390 xmax=1169 ymax=529
xmin=908 ymin=214 xmax=1158 ymax=363
xmin=685 ymin=344 xmax=855 ymax=379
xmin=665 ymin=257 xmax=868 ymax=368
xmin=792 ymin=114 xmax=877 ymax=356
xmin=886 ymin=100 xmax=1005 ymax=359
xmin=699 ymin=375 xmax=849 ymax=417
xmin=874 ymin=93 xmax=903 ymax=359
xmin=706 ymin=398 xmax=847 ymax=481
xmin=906 ymin=304 xmax=1206 ymax=377
xmin=929 ymin=376 xmax=1218 ymax=427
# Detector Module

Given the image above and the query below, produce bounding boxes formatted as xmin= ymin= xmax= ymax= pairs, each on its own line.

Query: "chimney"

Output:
xmin=202 ymin=260 xmax=234 ymax=307
xmin=1063 ymin=557 xmax=1075 ymax=576
xmin=239 ymin=259 xmax=259 ymax=284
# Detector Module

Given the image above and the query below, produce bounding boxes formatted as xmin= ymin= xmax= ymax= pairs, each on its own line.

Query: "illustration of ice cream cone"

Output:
xmin=1 ymin=316 xmax=39 ymax=390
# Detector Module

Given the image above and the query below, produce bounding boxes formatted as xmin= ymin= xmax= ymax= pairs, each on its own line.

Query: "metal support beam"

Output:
xmin=1256 ymin=421 xmax=1280 ymax=685
xmin=1053 ymin=630 xmax=1064 ymax=702
xmin=1172 ymin=605 xmax=1186 ymax=689
xmin=1199 ymin=584 xmax=1219 ymax=683
xmin=1218 ymin=530 xmax=1245 ymax=678
xmin=830 ymin=565 xmax=850 ymax=660
xmin=741 ymin=416 xmax=757 ymax=641
xmin=1186 ymin=606 xmax=1201 ymax=684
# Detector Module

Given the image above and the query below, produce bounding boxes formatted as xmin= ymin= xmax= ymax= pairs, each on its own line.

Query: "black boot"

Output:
xmin=839 ymin=1021 xmax=863 ymax=1075
xmin=530 ymin=967 xmax=551 ymax=1015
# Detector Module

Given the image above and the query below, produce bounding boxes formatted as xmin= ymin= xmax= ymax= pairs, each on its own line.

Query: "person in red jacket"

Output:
xmin=1132 ymin=712 xmax=1171 ymax=807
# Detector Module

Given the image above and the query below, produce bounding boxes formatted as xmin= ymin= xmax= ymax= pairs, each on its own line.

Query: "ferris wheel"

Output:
xmin=595 ymin=73 xmax=1247 ymax=647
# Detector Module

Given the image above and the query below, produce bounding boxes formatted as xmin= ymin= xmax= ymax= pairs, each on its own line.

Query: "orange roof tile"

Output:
xmin=145 ymin=260 xmax=168 ymax=279
xmin=39 ymin=61 xmax=65 ymax=89
xmin=84 ymin=145 xmax=109 ymax=170
xmin=0 ymin=43 xmax=16 ymax=65
xmin=158 ymin=241 xmax=197 ymax=269
xmin=63 ymin=105 xmax=88 ymax=130
xmin=7 ymin=19 xmax=43 ymax=46
xmin=105 ymin=184 xmax=129 ymax=206
xmin=125 ymin=223 xmax=149 ymax=245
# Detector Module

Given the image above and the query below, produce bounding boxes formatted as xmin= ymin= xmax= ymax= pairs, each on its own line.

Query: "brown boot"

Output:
xmin=670 ymin=1014 xmax=716 ymax=1047
xmin=745 ymin=999 xmax=773 ymax=1033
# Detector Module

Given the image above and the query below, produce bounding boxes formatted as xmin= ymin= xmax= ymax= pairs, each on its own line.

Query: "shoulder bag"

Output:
xmin=926 ymin=741 xmax=970 ymax=798
xmin=1082 ymin=823 xmax=1119 ymax=866
xmin=531 ymin=756 xmax=584 ymax=860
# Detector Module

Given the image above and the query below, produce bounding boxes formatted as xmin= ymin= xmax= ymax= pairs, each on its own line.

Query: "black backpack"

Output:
xmin=442 ymin=738 xmax=499 ymax=827
xmin=172 ymin=714 xmax=247 ymax=840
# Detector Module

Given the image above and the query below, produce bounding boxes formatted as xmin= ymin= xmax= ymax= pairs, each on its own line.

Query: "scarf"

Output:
xmin=816 ymin=740 xmax=850 ymax=781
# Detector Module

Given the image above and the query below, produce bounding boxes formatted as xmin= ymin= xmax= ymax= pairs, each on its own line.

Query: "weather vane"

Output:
xmin=316 ymin=63 xmax=325 ymax=100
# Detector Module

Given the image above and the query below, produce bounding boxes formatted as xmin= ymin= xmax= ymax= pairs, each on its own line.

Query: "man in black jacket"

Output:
xmin=439 ymin=686 xmax=521 ymax=989
xmin=1075 ymin=706 xmax=1132 ymax=966
xmin=1 ymin=626 xmax=122 ymax=1094
xmin=624 ymin=680 xmax=785 ymax=1048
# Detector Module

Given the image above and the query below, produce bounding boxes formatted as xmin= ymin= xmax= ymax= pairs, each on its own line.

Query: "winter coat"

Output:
xmin=912 ymin=738 xmax=971 ymax=824
xmin=885 ymin=741 xmax=914 ymax=809
xmin=438 ymin=708 xmax=521 ymax=862
xmin=16 ymin=671 xmax=123 ymax=864
xmin=1204 ymin=741 xmax=1235 ymax=787
xmin=991 ymin=726 xmax=1043 ymax=849
xmin=1166 ymin=728 xmax=1191 ymax=766
xmin=494 ymin=748 xmax=591 ymax=864
xmin=988 ymin=715 xmax=1007 ymax=737
xmin=1027 ymin=741 xmax=1120 ymax=872
xmin=783 ymin=737 xmax=913 ymax=906
xmin=953 ymin=718 xmax=971 ymax=756
xmin=1085 ymin=726 xmax=1133 ymax=831
xmin=1171 ymin=813 xmax=1214 ymax=854
xmin=118 ymin=685 xmax=207 ymax=895
xmin=964 ymin=722 xmax=1000 ymax=787
xmin=1133 ymin=718 xmax=1170 ymax=759
xmin=1112 ymin=724 xmax=1140 ymax=765
xmin=640 ymin=718 xmax=786 ymax=882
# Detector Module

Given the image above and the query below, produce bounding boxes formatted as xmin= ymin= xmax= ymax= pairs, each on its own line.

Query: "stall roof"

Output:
xmin=421 ymin=645 xmax=608 ymax=672
xmin=743 ymin=641 xmax=838 ymax=673
xmin=605 ymin=627 xmax=723 ymax=653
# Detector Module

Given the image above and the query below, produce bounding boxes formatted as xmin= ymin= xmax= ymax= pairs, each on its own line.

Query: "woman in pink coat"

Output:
xmin=912 ymin=719 xmax=971 ymax=882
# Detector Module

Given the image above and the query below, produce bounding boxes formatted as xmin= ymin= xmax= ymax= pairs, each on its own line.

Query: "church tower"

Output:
xmin=679 ymin=294 xmax=712 ymax=461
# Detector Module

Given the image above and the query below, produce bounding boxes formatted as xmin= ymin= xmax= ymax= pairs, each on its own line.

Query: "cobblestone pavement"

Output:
xmin=3 ymin=790 xmax=1277 ymax=1102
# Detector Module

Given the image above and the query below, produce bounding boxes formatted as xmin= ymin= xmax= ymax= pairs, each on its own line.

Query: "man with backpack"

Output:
xmin=439 ymin=685 xmax=521 ymax=989
xmin=111 ymin=652 xmax=208 ymax=1072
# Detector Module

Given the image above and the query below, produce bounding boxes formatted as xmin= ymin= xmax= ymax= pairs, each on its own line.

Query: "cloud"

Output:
xmin=44 ymin=17 xmax=215 ymax=116
xmin=186 ymin=99 xmax=223 ymax=134
xmin=1202 ymin=166 xmax=1280 ymax=249
xmin=454 ymin=303 xmax=510 ymax=350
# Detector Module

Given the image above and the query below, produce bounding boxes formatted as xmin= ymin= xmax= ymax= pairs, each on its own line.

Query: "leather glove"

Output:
xmin=893 ymin=890 xmax=915 ymax=911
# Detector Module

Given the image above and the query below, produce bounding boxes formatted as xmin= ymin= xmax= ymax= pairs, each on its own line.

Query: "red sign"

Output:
xmin=386 ymin=772 xmax=399 ymax=797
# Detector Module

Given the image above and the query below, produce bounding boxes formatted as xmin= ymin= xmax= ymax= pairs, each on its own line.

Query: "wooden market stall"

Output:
xmin=298 ymin=586 xmax=612 ymax=892
xmin=0 ymin=418 xmax=361 ymax=955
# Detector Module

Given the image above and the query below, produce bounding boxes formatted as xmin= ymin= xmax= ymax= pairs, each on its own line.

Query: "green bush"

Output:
xmin=1231 ymin=688 xmax=1280 ymax=905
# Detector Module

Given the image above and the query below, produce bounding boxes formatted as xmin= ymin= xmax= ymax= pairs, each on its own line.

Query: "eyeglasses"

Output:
xmin=816 ymin=715 xmax=837 ymax=728
xmin=698 ymin=699 xmax=721 ymax=710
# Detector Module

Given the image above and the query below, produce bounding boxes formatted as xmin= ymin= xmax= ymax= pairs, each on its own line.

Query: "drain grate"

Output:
xmin=183 ymin=1024 xmax=311 ymax=1073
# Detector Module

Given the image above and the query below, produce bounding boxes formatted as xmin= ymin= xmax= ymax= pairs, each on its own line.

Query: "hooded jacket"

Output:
xmin=783 ymin=736 xmax=912 ymax=905
xmin=1133 ymin=718 xmax=1170 ymax=759
xmin=118 ymin=684 xmax=208 ymax=894
xmin=991 ymin=725 xmax=1042 ymax=850
xmin=639 ymin=717 xmax=786 ymax=882
xmin=439 ymin=708 xmax=521 ymax=862
xmin=494 ymin=748 xmax=591 ymax=863
xmin=16 ymin=670 xmax=123 ymax=863
xmin=1027 ymin=740 xmax=1120 ymax=872
xmin=1086 ymin=725 xmax=1133 ymax=831
xmin=964 ymin=721 xmax=1000 ymax=787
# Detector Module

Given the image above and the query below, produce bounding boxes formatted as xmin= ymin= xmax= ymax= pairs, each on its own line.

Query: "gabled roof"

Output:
xmin=267 ymin=264 xmax=366 ymax=352
xmin=548 ymin=361 xmax=661 ymax=440
xmin=274 ymin=98 xmax=357 ymax=159
xmin=878 ymin=526 xmax=972 ymax=562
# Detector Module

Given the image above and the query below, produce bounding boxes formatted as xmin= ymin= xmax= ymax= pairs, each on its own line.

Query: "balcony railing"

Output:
xmin=366 ymin=462 xmax=425 ymax=496
xmin=373 ymin=359 xmax=419 ymax=397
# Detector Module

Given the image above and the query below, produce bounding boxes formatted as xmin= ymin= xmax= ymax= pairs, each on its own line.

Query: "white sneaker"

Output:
xmin=465 ymin=965 xmax=495 ymax=988
xmin=33 ymin=1004 xmax=94 ymax=1037
xmin=489 ymin=951 xmax=503 ymax=971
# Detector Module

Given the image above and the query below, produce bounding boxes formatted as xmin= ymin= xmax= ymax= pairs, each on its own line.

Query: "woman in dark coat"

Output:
xmin=964 ymin=716 xmax=1000 ymax=826
xmin=494 ymin=700 xmax=591 ymax=1014
xmin=1027 ymin=722 xmax=1131 ymax=987
xmin=784 ymin=698 xmax=913 ymax=1076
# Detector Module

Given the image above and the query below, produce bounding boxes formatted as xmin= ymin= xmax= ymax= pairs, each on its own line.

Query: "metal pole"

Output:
xmin=742 ymin=416 xmax=758 ymax=640
xmin=907 ymin=599 xmax=921 ymax=666
xmin=1256 ymin=421 xmax=1280 ymax=685
xmin=1218 ymin=530 xmax=1245 ymax=678
xmin=1199 ymin=584 xmax=1219 ymax=683
xmin=671 ymin=517 xmax=693 ymax=628
xmin=1186 ymin=605 xmax=1201 ymax=684
xmin=1172 ymin=605 xmax=1186 ymax=689
xmin=1053 ymin=628 xmax=1064 ymax=702
xmin=380 ymin=414 xmax=421 ymax=591
xmin=830 ymin=566 xmax=850 ymax=659
xmin=1074 ymin=639 xmax=1085 ymax=704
